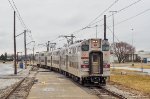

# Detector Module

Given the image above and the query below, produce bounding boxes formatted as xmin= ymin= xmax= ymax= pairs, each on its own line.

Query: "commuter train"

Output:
xmin=35 ymin=38 xmax=110 ymax=86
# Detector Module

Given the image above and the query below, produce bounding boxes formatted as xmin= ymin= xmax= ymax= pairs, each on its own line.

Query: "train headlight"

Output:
xmin=92 ymin=40 xmax=98 ymax=43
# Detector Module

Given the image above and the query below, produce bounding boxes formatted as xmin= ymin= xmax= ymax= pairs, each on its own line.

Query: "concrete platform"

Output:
xmin=27 ymin=69 xmax=98 ymax=99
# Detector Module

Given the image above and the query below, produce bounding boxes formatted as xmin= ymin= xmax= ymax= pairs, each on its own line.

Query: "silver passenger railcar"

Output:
xmin=36 ymin=38 xmax=110 ymax=86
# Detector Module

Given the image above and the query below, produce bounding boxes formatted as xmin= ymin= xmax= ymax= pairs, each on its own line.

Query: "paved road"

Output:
xmin=27 ymin=69 xmax=98 ymax=99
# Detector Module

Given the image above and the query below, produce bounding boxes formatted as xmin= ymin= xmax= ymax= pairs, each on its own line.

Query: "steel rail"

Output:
xmin=5 ymin=77 xmax=26 ymax=99
xmin=100 ymin=86 xmax=127 ymax=99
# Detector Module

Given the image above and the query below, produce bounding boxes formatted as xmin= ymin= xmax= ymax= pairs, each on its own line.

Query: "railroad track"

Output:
xmin=3 ymin=67 xmax=38 ymax=99
xmin=87 ymin=86 xmax=126 ymax=99
xmin=69 ymin=78 xmax=126 ymax=99
xmin=101 ymin=86 xmax=127 ymax=99
xmin=1 ymin=77 xmax=26 ymax=99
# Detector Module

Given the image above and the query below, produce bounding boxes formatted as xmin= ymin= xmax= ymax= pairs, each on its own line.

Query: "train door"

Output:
xmin=59 ymin=56 xmax=61 ymax=70
xmin=66 ymin=55 xmax=68 ymax=70
xmin=39 ymin=57 xmax=41 ymax=65
xmin=89 ymin=52 xmax=103 ymax=74
xmin=51 ymin=56 xmax=52 ymax=67
xmin=45 ymin=57 xmax=47 ymax=66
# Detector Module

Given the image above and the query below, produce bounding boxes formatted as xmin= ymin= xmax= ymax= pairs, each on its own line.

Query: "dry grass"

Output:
xmin=113 ymin=63 xmax=150 ymax=69
xmin=110 ymin=70 xmax=150 ymax=94
xmin=111 ymin=68 xmax=144 ymax=75
xmin=130 ymin=64 xmax=150 ymax=69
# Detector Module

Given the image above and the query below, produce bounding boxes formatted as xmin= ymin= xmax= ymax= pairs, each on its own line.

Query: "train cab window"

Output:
xmin=93 ymin=54 xmax=98 ymax=62
xmin=102 ymin=44 xmax=109 ymax=51
xmin=81 ymin=45 xmax=89 ymax=51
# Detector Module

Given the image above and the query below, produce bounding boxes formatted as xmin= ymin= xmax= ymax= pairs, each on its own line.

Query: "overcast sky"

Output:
xmin=0 ymin=0 xmax=150 ymax=54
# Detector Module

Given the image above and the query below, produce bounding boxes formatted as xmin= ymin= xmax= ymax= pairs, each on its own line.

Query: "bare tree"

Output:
xmin=111 ymin=42 xmax=135 ymax=63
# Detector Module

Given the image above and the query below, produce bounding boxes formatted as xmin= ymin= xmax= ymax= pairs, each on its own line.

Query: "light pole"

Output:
xmin=141 ymin=58 xmax=143 ymax=72
xmin=110 ymin=11 xmax=117 ymax=68
xmin=27 ymin=41 xmax=35 ymax=65
xmin=95 ymin=25 xmax=98 ymax=38
xmin=26 ymin=48 xmax=32 ymax=66
xmin=131 ymin=28 xmax=134 ymax=66
xmin=14 ymin=11 xmax=17 ymax=74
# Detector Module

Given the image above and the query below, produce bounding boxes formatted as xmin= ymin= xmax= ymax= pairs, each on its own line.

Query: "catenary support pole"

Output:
xmin=24 ymin=30 xmax=27 ymax=69
xmin=14 ymin=11 xmax=17 ymax=74
xmin=104 ymin=15 xmax=106 ymax=40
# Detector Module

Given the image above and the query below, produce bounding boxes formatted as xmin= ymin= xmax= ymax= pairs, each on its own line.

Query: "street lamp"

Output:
xmin=131 ymin=28 xmax=134 ymax=66
xmin=27 ymin=41 xmax=35 ymax=66
xmin=110 ymin=11 xmax=117 ymax=68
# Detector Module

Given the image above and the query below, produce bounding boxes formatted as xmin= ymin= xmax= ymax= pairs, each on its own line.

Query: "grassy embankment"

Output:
xmin=130 ymin=64 xmax=150 ymax=69
xmin=110 ymin=69 xmax=150 ymax=94
xmin=114 ymin=62 xmax=150 ymax=69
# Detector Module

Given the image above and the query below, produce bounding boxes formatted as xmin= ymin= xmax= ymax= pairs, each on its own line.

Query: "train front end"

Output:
xmin=81 ymin=39 xmax=110 ymax=86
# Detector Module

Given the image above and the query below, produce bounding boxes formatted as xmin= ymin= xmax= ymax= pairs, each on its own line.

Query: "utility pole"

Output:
xmin=32 ymin=41 xmax=35 ymax=65
xmin=47 ymin=41 xmax=50 ymax=52
xmin=24 ymin=30 xmax=27 ymax=69
xmin=50 ymin=43 xmax=56 ymax=51
xmin=110 ymin=11 xmax=117 ymax=68
xmin=70 ymin=34 xmax=75 ymax=44
xmin=95 ymin=25 xmax=98 ymax=38
xmin=14 ymin=11 xmax=17 ymax=74
xmin=131 ymin=28 xmax=134 ymax=66
xmin=60 ymin=34 xmax=75 ymax=45
xmin=104 ymin=15 xmax=106 ymax=40
xmin=33 ymin=46 xmax=34 ymax=65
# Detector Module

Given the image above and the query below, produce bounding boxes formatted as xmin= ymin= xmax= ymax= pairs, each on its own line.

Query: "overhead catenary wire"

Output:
xmin=75 ymin=8 xmax=150 ymax=43
xmin=106 ymin=25 xmax=120 ymax=42
xmin=76 ymin=7 xmax=150 ymax=43
xmin=51 ymin=0 xmax=143 ymax=44
xmin=88 ymin=0 xmax=119 ymax=26
xmin=89 ymin=0 xmax=143 ymax=27
xmin=65 ymin=0 xmax=120 ymax=36
xmin=99 ymin=8 xmax=150 ymax=42
xmin=90 ymin=8 xmax=150 ymax=30
xmin=8 ymin=0 xmax=35 ymax=45
xmin=115 ymin=8 xmax=150 ymax=26
xmin=7 ymin=0 xmax=27 ymax=29
xmin=11 ymin=0 xmax=27 ymax=29
xmin=117 ymin=0 xmax=142 ymax=14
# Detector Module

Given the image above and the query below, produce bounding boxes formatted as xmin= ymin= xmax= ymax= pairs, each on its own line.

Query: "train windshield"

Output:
xmin=102 ymin=45 xmax=109 ymax=51
xmin=81 ymin=45 xmax=89 ymax=51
